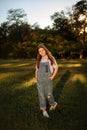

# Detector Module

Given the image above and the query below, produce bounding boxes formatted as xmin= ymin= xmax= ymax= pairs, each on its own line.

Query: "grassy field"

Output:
xmin=0 ymin=59 xmax=87 ymax=130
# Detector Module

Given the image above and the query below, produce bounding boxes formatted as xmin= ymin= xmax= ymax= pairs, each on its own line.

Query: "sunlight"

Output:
xmin=59 ymin=63 xmax=82 ymax=68
xmin=78 ymin=14 xmax=87 ymax=34
xmin=16 ymin=63 xmax=30 ymax=67
xmin=17 ymin=77 xmax=36 ymax=89
xmin=0 ymin=63 xmax=12 ymax=67
xmin=0 ymin=63 xmax=19 ymax=68
xmin=0 ymin=63 xmax=30 ymax=68
xmin=0 ymin=73 xmax=14 ymax=80
xmin=78 ymin=14 xmax=86 ymax=21
xmin=72 ymin=74 xmax=86 ymax=83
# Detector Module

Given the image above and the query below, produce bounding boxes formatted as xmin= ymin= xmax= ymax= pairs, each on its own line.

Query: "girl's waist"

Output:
xmin=38 ymin=73 xmax=51 ymax=77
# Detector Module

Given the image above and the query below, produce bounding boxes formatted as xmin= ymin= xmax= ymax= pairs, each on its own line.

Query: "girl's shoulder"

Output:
xmin=52 ymin=56 xmax=58 ymax=68
xmin=51 ymin=56 xmax=57 ymax=64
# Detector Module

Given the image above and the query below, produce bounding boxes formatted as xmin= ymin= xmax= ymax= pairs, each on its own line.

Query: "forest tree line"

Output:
xmin=0 ymin=0 xmax=87 ymax=59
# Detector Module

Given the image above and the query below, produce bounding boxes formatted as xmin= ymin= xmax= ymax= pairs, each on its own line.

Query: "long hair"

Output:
xmin=36 ymin=44 xmax=55 ymax=68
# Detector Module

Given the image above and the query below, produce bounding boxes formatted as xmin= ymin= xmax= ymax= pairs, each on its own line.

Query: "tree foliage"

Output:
xmin=0 ymin=0 xmax=87 ymax=59
xmin=7 ymin=8 xmax=27 ymax=25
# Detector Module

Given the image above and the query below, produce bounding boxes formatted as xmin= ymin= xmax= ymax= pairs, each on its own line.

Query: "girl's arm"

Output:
xmin=49 ymin=67 xmax=58 ymax=80
xmin=49 ymin=57 xmax=58 ymax=80
xmin=35 ymin=65 xmax=38 ymax=81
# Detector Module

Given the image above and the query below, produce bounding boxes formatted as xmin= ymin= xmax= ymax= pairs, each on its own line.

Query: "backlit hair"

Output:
xmin=36 ymin=44 xmax=55 ymax=68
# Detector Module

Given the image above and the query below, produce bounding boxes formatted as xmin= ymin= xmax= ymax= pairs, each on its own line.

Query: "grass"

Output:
xmin=0 ymin=59 xmax=87 ymax=130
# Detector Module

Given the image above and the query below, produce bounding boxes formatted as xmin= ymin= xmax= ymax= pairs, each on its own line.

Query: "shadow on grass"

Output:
xmin=54 ymin=70 xmax=71 ymax=101
xmin=72 ymin=79 xmax=87 ymax=128
xmin=0 ymin=74 xmax=87 ymax=130
xmin=0 ymin=59 xmax=87 ymax=130
xmin=0 ymin=83 xmax=39 ymax=130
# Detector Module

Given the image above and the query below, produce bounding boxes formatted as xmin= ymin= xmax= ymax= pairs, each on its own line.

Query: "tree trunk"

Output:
xmin=79 ymin=49 xmax=83 ymax=59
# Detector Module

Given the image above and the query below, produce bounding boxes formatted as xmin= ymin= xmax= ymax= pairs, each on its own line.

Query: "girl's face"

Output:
xmin=38 ymin=47 xmax=47 ymax=57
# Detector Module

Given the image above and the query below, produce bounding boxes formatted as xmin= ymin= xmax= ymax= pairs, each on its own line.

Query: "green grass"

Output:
xmin=0 ymin=59 xmax=87 ymax=130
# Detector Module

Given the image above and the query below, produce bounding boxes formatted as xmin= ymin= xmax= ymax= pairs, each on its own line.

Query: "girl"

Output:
xmin=35 ymin=44 xmax=58 ymax=118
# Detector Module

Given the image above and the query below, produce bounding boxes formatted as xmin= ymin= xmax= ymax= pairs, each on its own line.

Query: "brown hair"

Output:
xmin=36 ymin=44 xmax=55 ymax=68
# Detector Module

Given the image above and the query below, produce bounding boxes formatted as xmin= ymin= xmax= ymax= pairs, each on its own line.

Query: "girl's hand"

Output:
xmin=35 ymin=78 xmax=37 ymax=83
xmin=49 ymin=76 xmax=54 ymax=80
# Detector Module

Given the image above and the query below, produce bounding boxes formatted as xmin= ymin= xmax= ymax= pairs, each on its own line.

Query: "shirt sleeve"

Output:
xmin=53 ymin=57 xmax=58 ymax=69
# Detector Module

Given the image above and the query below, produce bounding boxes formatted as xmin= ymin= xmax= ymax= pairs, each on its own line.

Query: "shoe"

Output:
xmin=43 ymin=111 xmax=49 ymax=118
xmin=50 ymin=102 xmax=57 ymax=111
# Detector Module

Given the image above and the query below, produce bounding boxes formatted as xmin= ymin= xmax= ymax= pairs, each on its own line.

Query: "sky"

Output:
xmin=0 ymin=0 xmax=79 ymax=28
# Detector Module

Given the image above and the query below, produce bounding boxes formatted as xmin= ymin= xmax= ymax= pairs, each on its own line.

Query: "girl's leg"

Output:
xmin=45 ymin=79 xmax=57 ymax=110
xmin=37 ymin=82 xmax=49 ymax=118
xmin=37 ymin=82 xmax=46 ymax=110
xmin=45 ymin=79 xmax=55 ymax=104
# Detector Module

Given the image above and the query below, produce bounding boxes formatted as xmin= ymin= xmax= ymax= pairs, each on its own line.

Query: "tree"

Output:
xmin=0 ymin=22 xmax=12 ymax=58
xmin=7 ymin=8 xmax=27 ymax=26
xmin=72 ymin=0 xmax=87 ymax=59
xmin=50 ymin=10 xmax=75 ymax=40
